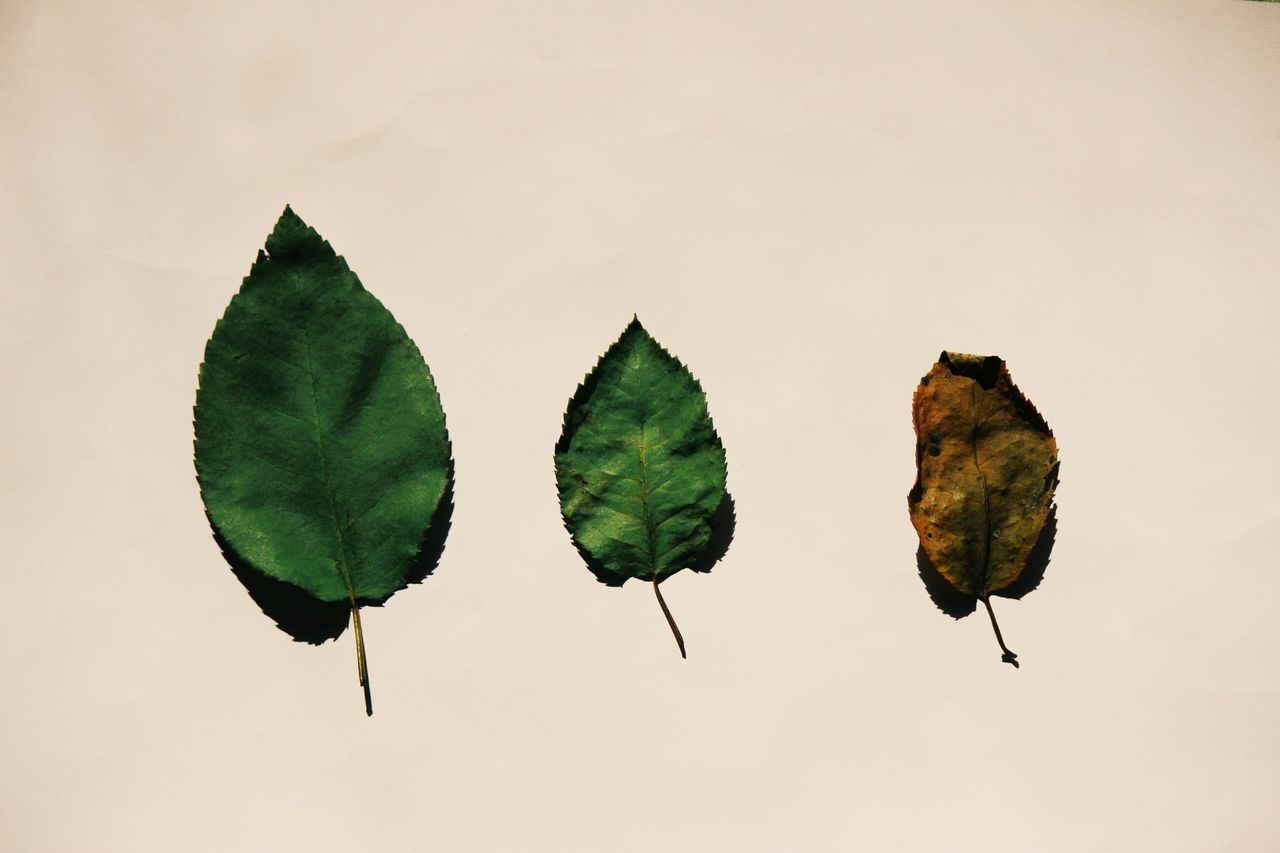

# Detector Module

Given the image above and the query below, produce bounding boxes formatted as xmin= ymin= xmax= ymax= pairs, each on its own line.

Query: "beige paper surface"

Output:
xmin=2 ymin=1 xmax=1278 ymax=850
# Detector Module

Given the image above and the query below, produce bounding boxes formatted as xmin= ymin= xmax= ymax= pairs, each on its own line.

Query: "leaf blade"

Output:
xmin=909 ymin=352 xmax=1057 ymax=597
xmin=555 ymin=318 xmax=728 ymax=588
xmin=194 ymin=207 xmax=452 ymax=608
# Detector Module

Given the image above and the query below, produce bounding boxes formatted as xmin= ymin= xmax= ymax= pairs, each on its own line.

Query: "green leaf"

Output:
xmin=908 ymin=352 xmax=1059 ymax=668
xmin=194 ymin=206 xmax=452 ymax=714
xmin=555 ymin=317 xmax=732 ymax=657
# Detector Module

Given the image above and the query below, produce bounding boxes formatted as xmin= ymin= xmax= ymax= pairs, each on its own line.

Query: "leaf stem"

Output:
xmin=652 ymin=574 xmax=686 ymax=659
xmin=351 ymin=602 xmax=373 ymax=715
xmin=981 ymin=596 xmax=1019 ymax=668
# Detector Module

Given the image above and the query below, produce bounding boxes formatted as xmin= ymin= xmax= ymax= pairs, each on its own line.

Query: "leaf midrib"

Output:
xmin=969 ymin=382 xmax=993 ymax=597
xmin=296 ymin=277 xmax=358 ymax=602
xmin=635 ymin=413 xmax=660 ymax=579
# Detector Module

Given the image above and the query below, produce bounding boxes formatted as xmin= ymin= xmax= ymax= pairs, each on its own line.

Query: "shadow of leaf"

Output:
xmin=993 ymin=505 xmax=1056 ymax=601
xmin=208 ymin=459 xmax=456 ymax=644
xmin=916 ymin=505 xmax=1057 ymax=618
xmin=574 ymin=491 xmax=737 ymax=587
xmin=688 ymin=492 xmax=736 ymax=575
xmin=215 ymin=522 xmax=351 ymax=644
xmin=916 ymin=545 xmax=977 ymax=619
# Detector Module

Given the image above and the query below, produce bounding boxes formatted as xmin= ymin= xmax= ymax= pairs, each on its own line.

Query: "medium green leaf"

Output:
xmin=194 ymin=206 xmax=452 ymax=714
xmin=555 ymin=317 xmax=731 ymax=657
xmin=908 ymin=352 xmax=1059 ymax=667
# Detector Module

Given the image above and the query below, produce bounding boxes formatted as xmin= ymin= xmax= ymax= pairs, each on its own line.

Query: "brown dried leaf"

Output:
xmin=908 ymin=352 xmax=1059 ymax=667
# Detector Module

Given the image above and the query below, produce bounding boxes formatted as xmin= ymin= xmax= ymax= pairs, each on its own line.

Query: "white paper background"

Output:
xmin=2 ymin=1 xmax=1278 ymax=850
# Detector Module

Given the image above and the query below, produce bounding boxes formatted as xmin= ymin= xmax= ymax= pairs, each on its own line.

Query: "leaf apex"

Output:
xmin=276 ymin=204 xmax=304 ymax=227
xmin=265 ymin=206 xmax=322 ymax=259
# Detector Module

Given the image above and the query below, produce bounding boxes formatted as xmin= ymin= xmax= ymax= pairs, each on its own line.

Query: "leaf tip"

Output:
xmin=275 ymin=204 xmax=305 ymax=229
xmin=264 ymin=206 xmax=321 ymax=259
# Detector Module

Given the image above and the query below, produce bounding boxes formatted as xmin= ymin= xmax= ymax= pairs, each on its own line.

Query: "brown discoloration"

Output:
xmin=909 ymin=352 xmax=1058 ymax=599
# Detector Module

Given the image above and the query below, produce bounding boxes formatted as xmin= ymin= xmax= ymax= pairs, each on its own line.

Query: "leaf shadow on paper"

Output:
xmin=574 ymin=492 xmax=737 ymax=588
xmin=916 ymin=505 xmax=1057 ymax=619
xmin=209 ymin=460 xmax=455 ymax=644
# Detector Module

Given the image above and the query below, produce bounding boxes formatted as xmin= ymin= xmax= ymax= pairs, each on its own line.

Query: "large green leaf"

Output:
xmin=194 ymin=206 xmax=452 ymax=713
xmin=555 ymin=317 xmax=731 ymax=657
xmin=908 ymin=352 xmax=1059 ymax=667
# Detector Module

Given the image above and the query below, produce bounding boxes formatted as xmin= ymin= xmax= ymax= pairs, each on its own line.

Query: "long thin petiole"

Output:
xmin=351 ymin=602 xmax=373 ymax=715
xmin=981 ymin=596 xmax=1019 ymax=668
xmin=652 ymin=573 xmax=686 ymax=659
